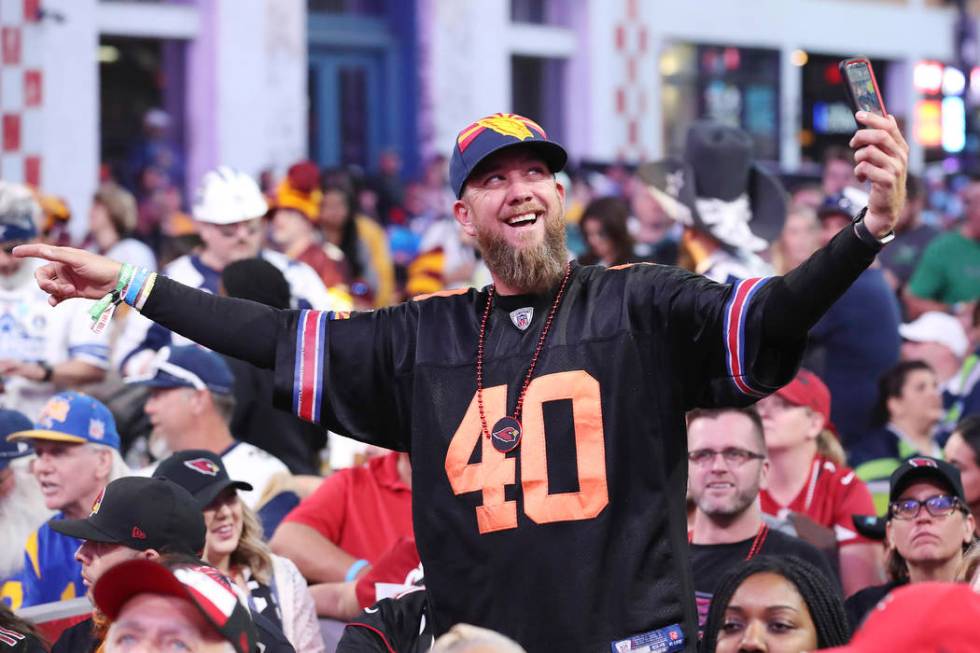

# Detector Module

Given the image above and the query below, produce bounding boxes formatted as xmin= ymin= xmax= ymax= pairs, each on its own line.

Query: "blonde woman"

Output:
xmin=154 ymin=449 xmax=324 ymax=652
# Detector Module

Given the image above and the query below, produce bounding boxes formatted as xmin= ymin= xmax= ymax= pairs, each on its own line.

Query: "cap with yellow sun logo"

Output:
xmin=450 ymin=113 xmax=567 ymax=198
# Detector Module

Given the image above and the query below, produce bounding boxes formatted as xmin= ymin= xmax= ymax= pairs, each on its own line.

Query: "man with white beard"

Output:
xmin=0 ymin=410 xmax=51 ymax=608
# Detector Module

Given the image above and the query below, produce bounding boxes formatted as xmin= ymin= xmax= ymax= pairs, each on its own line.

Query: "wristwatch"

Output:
xmin=852 ymin=207 xmax=895 ymax=248
xmin=38 ymin=362 xmax=53 ymax=383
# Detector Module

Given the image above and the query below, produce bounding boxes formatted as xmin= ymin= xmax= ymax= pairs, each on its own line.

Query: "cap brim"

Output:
xmin=7 ymin=430 xmax=87 ymax=444
xmin=124 ymin=375 xmax=191 ymax=391
xmin=195 ymin=479 xmax=254 ymax=510
xmin=456 ymin=140 xmax=567 ymax=198
xmin=49 ymin=517 xmax=122 ymax=544
xmin=852 ymin=515 xmax=886 ymax=541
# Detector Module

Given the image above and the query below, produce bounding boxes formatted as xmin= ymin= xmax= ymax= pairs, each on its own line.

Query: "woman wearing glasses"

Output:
xmin=844 ymin=456 xmax=976 ymax=631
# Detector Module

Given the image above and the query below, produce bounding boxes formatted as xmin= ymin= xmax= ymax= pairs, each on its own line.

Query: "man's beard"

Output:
xmin=0 ymin=463 xmax=52 ymax=579
xmin=694 ymin=481 xmax=760 ymax=523
xmin=477 ymin=209 xmax=567 ymax=294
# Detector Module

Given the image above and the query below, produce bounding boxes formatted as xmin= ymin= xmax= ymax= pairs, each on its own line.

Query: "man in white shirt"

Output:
xmin=0 ymin=182 xmax=109 ymax=419
xmin=127 ymin=345 xmax=289 ymax=509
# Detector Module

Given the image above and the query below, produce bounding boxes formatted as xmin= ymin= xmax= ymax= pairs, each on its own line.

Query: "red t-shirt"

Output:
xmin=760 ymin=455 xmax=875 ymax=546
xmin=283 ymin=452 xmax=414 ymax=561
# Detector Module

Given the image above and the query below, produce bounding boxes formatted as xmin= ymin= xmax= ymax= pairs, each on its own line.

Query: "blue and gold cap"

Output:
xmin=449 ymin=113 xmax=567 ymax=198
xmin=7 ymin=391 xmax=120 ymax=450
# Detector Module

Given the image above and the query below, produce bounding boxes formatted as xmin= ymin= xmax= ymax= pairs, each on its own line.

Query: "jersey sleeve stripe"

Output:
xmin=723 ymin=277 xmax=770 ymax=397
xmin=293 ymin=310 xmax=328 ymax=423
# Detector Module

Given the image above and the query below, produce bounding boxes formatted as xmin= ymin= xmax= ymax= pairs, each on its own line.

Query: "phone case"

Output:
xmin=839 ymin=57 xmax=888 ymax=117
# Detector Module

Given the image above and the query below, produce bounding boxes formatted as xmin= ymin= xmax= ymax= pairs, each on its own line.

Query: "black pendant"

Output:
xmin=490 ymin=416 xmax=522 ymax=453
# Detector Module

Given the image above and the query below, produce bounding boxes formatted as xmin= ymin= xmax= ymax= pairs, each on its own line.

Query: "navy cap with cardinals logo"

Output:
xmin=153 ymin=449 xmax=253 ymax=509
xmin=888 ymin=456 xmax=967 ymax=505
xmin=50 ymin=476 xmax=205 ymax=555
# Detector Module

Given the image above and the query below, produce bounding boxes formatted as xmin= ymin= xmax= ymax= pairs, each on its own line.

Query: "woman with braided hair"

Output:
xmin=702 ymin=555 xmax=848 ymax=653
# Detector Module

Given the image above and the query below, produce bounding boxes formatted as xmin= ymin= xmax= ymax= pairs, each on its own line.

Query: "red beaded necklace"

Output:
xmin=688 ymin=523 xmax=769 ymax=561
xmin=476 ymin=262 xmax=572 ymax=453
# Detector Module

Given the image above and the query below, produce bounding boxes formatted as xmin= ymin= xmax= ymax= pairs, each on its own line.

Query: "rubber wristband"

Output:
xmin=133 ymin=273 xmax=157 ymax=311
xmin=124 ymin=268 xmax=150 ymax=305
xmin=344 ymin=559 xmax=369 ymax=582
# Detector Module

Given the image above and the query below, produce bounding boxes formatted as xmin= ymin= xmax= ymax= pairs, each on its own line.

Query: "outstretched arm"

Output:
xmin=763 ymin=111 xmax=908 ymax=341
xmin=13 ymin=245 xmax=281 ymax=368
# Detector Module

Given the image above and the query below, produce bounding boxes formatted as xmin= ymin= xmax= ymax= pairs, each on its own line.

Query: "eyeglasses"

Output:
xmin=213 ymin=219 xmax=262 ymax=238
xmin=688 ymin=447 xmax=765 ymax=467
xmin=889 ymin=494 xmax=965 ymax=520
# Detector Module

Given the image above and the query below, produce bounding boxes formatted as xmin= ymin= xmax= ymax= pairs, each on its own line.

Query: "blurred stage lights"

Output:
xmin=942 ymin=67 xmax=966 ymax=96
xmin=914 ymin=61 xmax=944 ymax=94
xmin=790 ymin=50 xmax=808 ymax=67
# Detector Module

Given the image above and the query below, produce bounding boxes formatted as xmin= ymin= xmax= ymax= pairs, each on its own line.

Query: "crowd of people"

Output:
xmin=0 ymin=105 xmax=974 ymax=653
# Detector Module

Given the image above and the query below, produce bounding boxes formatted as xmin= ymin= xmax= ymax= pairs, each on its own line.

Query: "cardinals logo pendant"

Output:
xmin=491 ymin=416 xmax=522 ymax=453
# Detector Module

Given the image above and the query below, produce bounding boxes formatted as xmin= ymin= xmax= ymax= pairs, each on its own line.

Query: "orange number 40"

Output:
xmin=444 ymin=370 xmax=609 ymax=534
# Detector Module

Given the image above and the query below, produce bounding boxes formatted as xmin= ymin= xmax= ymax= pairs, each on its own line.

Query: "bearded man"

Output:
xmin=0 ymin=410 xmax=51 ymax=608
xmin=16 ymin=110 xmax=908 ymax=652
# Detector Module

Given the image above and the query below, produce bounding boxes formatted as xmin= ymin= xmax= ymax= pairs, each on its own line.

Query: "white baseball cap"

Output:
xmin=898 ymin=311 xmax=969 ymax=358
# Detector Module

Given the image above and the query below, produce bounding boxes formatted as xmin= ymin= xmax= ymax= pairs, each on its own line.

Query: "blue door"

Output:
xmin=310 ymin=50 xmax=386 ymax=170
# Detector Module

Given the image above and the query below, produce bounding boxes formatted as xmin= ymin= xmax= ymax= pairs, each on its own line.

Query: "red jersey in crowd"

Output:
xmin=283 ymin=451 xmax=413 ymax=562
xmin=760 ymin=454 xmax=875 ymax=546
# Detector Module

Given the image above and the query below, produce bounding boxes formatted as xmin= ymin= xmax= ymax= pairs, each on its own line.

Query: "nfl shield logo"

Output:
xmin=89 ymin=419 xmax=105 ymax=440
xmin=509 ymin=307 xmax=533 ymax=331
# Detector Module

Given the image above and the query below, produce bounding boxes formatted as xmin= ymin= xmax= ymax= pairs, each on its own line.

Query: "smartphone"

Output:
xmin=839 ymin=57 xmax=888 ymax=117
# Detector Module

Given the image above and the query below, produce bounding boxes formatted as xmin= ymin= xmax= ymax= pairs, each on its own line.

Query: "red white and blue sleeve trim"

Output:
xmin=723 ymin=277 xmax=771 ymax=398
xmin=292 ymin=310 xmax=329 ymax=423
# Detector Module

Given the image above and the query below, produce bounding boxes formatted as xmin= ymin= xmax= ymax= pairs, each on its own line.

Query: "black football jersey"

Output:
xmin=272 ymin=263 xmax=801 ymax=652
xmin=337 ymin=588 xmax=432 ymax=652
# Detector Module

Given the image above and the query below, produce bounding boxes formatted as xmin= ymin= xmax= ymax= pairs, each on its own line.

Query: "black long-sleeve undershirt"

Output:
xmin=140 ymin=224 xmax=880 ymax=370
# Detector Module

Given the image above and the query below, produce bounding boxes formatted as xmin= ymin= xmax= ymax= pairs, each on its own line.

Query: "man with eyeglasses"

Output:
xmin=0 ymin=182 xmax=109 ymax=420
xmin=116 ymin=167 xmax=347 ymax=377
xmin=687 ymin=407 xmax=837 ymax=630
xmin=126 ymin=345 xmax=288 ymax=509
xmin=844 ymin=456 xmax=976 ymax=631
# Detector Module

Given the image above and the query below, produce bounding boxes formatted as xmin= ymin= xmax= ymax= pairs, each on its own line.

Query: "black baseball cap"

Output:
xmin=50 ymin=476 xmax=205 ymax=555
xmin=153 ymin=450 xmax=253 ymax=509
xmin=889 ymin=456 xmax=967 ymax=504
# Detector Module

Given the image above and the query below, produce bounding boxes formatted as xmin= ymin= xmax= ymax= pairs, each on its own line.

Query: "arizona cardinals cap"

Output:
xmin=888 ymin=456 xmax=966 ymax=505
xmin=153 ymin=449 xmax=253 ymax=510
xmin=93 ymin=559 xmax=258 ymax=653
xmin=50 ymin=476 xmax=205 ymax=555
xmin=449 ymin=112 xmax=567 ymax=198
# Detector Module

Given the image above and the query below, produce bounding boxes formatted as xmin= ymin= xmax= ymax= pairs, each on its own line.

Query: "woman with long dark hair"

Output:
xmin=319 ymin=183 xmax=395 ymax=308
xmin=702 ymin=555 xmax=848 ymax=653
xmin=577 ymin=197 xmax=635 ymax=267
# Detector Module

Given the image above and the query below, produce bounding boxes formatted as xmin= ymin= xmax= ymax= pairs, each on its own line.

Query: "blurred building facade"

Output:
xmin=1 ymin=0 xmax=972 ymax=237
